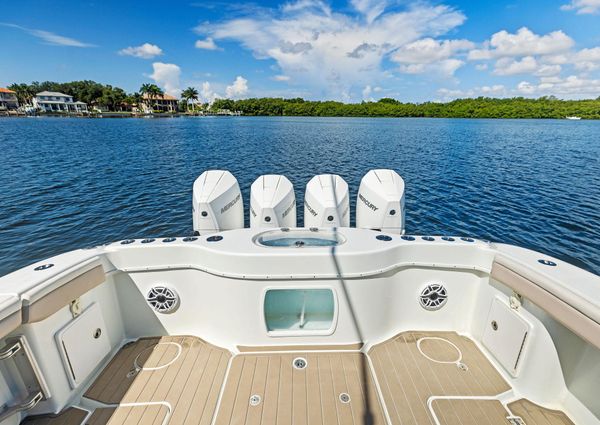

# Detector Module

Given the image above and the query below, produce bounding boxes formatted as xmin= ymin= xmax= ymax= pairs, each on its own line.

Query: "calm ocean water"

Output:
xmin=0 ymin=116 xmax=599 ymax=276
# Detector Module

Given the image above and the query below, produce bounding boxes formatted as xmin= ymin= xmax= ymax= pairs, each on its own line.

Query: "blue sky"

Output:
xmin=1 ymin=0 xmax=600 ymax=102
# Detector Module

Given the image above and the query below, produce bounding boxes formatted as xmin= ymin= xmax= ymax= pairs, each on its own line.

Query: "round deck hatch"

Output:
xmin=417 ymin=337 xmax=462 ymax=364
xmin=134 ymin=341 xmax=182 ymax=371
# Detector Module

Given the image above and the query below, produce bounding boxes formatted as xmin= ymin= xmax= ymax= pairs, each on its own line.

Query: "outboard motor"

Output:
xmin=304 ymin=174 xmax=349 ymax=228
xmin=250 ymin=175 xmax=296 ymax=228
xmin=192 ymin=170 xmax=244 ymax=234
xmin=356 ymin=169 xmax=405 ymax=234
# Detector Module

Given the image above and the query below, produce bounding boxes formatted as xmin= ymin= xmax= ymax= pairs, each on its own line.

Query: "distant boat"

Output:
xmin=565 ymin=116 xmax=582 ymax=120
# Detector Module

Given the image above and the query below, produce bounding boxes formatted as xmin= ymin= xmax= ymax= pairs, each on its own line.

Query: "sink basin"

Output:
xmin=254 ymin=229 xmax=345 ymax=247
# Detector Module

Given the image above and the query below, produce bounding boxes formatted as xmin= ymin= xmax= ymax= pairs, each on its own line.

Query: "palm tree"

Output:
xmin=149 ymin=84 xmax=163 ymax=111
xmin=8 ymin=83 xmax=34 ymax=106
xmin=139 ymin=83 xmax=163 ymax=111
xmin=139 ymin=84 xmax=151 ymax=111
xmin=181 ymin=87 xmax=199 ymax=113
xmin=132 ymin=92 xmax=142 ymax=106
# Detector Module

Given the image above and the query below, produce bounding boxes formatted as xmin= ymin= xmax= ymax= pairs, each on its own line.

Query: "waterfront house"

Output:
xmin=142 ymin=93 xmax=178 ymax=112
xmin=0 ymin=88 xmax=19 ymax=110
xmin=33 ymin=91 xmax=88 ymax=113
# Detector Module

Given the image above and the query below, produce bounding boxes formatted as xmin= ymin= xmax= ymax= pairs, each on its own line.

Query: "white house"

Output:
xmin=33 ymin=91 xmax=88 ymax=113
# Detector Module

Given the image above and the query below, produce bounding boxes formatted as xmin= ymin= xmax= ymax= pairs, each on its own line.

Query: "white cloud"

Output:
xmin=195 ymin=37 xmax=219 ymax=50
xmin=351 ymin=0 xmax=388 ymax=24
xmin=197 ymin=0 xmax=466 ymax=99
xmin=492 ymin=56 xmax=562 ymax=77
xmin=516 ymin=81 xmax=536 ymax=95
xmin=273 ymin=75 xmax=291 ymax=81
xmin=468 ymin=27 xmax=597 ymax=82
xmin=282 ymin=0 xmax=331 ymax=15
xmin=561 ymin=0 xmax=600 ymax=14
xmin=392 ymin=38 xmax=473 ymax=76
xmin=540 ymin=54 xmax=569 ymax=65
xmin=437 ymin=84 xmax=506 ymax=100
xmin=225 ymin=76 xmax=249 ymax=98
xmin=360 ymin=84 xmax=383 ymax=99
xmin=534 ymin=64 xmax=562 ymax=76
xmin=438 ymin=59 xmax=465 ymax=76
xmin=149 ymin=62 xmax=181 ymax=97
xmin=468 ymin=27 xmax=574 ymax=60
xmin=467 ymin=49 xmax=493 ymax=61
xmin=1 ymin=23 xmax=95 ymax=47
xmin=475 ymin=63 xmax=488 ymax=71
xmin=200 ymin=81 xmax=219 ymax=104
xmin=119 ymin=43 xmax=162 ymax=59
xmin=493 ymin=56 xmax=538 ymax=75
xmin=516 ymin=75 xmax=600 ymax=97
xmin=393 ymin=38 xmax=473 ymax=64
xmin=573 ymin=47 xmax=600 ymax=71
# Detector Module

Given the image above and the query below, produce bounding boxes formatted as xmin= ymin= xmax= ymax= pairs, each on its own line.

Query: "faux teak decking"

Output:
xmin=23 ymin=333 xmax=575 ymax=425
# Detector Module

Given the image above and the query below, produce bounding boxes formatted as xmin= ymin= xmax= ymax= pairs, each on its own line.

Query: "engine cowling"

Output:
xmin=356 ymin=169 xmax=405 ymax=234
xmin=192 ymin=170 xmax=244 ymax=234
xmin=250 ymin=175 xmax=296 ymax=228
xmin=304 ymin=174 xmax=349 ymax=228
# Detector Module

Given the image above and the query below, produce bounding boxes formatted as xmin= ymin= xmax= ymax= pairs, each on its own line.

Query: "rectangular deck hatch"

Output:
xmin=56 ymin=303 xmax=110 ymax=388
xmin=483 ymin=298 xmax=531 ymax=377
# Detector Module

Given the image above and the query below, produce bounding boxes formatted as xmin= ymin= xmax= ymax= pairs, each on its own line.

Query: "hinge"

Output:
xmin=510 ymin=291 xmax=522 ymax=310
xmin=70 ymin=298 xmax=82 ymax=318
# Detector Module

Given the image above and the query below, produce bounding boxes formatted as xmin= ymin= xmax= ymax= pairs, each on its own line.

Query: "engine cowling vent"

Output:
xmin=146 ymin=286 xmax=180 ymax=314
xmin=419 ymin=283 xmax=448 ymax=311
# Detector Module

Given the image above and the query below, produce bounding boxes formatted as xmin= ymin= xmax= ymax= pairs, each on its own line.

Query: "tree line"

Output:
xmin=6 ymin=80 xmax=600 ymax=118
xmin=6 ymin=81 xmax=200 ymax=112
xmin=9 ymin=81 xmax=132 ymax=111
xmin=212 ymin=96 xmax=600 ymax=119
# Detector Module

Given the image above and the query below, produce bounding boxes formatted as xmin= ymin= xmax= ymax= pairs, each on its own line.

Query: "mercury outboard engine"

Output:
xmin=192 ymin=170 xmax=244 ymax=235
xmin=250 ymin=175 xmax=296 ymax=228
xmin=356 ymin=169 xmax=405 ymax=234
xmin=304 ymin=174 xmax=349 ymax=228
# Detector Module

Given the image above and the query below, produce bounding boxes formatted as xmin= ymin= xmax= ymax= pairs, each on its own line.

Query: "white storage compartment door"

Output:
xmin=56 ymin=303 xmax=111 ymax=388
xmin=482 ymin=298 xmax=531 ymax=377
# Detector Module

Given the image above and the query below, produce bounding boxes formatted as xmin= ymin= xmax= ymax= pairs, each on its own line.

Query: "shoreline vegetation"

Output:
xmin=4 ymin=80 xmax=600 ymax=119
xmin=210 ymin=97 xmax=600 ymax=120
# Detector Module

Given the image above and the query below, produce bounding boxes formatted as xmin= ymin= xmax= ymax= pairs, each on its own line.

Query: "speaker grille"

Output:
xmin=146 ymin=286 xmax=180 ymax=314
xmin=419 ymin=283 xmax=448 ymax=311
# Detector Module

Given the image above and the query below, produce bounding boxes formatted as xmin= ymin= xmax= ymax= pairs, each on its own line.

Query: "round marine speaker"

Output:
xmin=146 ymin=286 xmax=180 ymax=314
xmin=419 ymin=283 xmax=448 ymax=311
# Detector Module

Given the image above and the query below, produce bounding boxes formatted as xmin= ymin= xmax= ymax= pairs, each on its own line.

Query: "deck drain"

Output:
xmin=457 ymin=362 xmax=468 ymax=371
xmin=126 ymin=368 xmax=139 ymax=379
xmin=249 ymin=394 xmax=261 ymax=406
xmin=339 ymin=393 xmax=351 ymax=404
xmin=293 ymin=357 xmax=307 ymax=370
